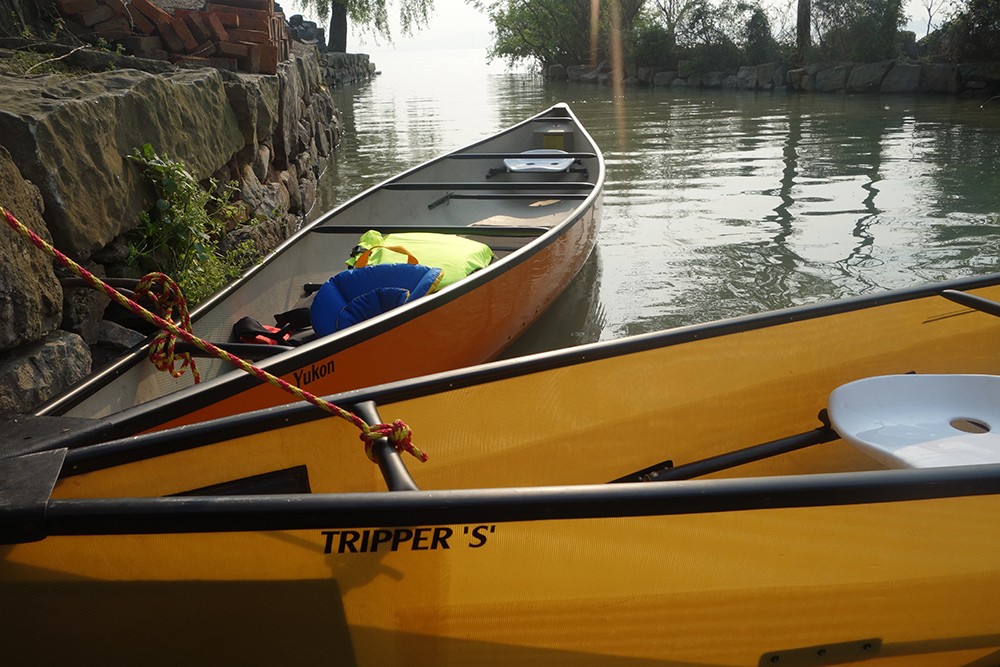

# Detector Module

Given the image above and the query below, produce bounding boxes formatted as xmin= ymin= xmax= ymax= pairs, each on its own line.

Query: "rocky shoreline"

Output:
xmin=550 ymin=59 xmax=1000 ymax=96
xmin=0 ymin=42 xmax=372 ymax=414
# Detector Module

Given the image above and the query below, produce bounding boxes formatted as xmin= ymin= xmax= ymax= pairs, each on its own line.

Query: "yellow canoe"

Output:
xmin=5 ymin=276 xmax=1000 ymax=665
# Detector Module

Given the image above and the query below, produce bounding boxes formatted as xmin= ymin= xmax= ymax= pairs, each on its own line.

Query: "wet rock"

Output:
xmin=0 ymin=68 xmax=245 ymax=259
xmin=881 ymin=63 xmax=921 ymax=93
xmin=0 ymin=146 xmax=61 ymax=350
xmin=922 ymin=63 xmax=959 ymax=94
xmin=0 ymin=330 xmax=90 ymax=414
xmin=653 ymin=71 xmax=677 ymax=87
xmin=814 ymin=64 xmax=853 ymax=92
xmin=847 ymin=60 xmax=894 ymax=93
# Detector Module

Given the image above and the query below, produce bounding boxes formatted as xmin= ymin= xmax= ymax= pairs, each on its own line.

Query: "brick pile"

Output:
xmin=55 ymin=0 xmax=290 ymax=74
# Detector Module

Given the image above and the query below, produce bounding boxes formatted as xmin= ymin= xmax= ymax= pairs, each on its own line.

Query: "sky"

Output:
xmin=282 ymin=0 xmax=494 ymax=51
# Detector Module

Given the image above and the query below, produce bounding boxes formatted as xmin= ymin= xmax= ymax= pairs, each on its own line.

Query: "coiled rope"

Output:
xmin=1 ymin=205 xmax=427 ymax=463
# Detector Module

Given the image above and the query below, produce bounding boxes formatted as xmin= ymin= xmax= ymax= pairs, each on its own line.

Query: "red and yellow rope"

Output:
xmin=1 ymin=205 xmax=427 ymax=463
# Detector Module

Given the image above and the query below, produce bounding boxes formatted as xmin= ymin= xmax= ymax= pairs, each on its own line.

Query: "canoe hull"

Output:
xmin=9 ymin=275 xmax=1000 ymax=665
xmin=35 ymin=104 xmax=604 ymax=434
xmin=152 ymin=195 xmax=600 ymax=429
xmin=4 ymin=494 xmax=1000 ymax=665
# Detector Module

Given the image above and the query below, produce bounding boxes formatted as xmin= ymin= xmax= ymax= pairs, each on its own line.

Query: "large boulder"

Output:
xmin=224 ymin=73 xmax=280 ymax=148
xmin=755 ymin=63 xmax=776 ymax=89
xmin=0 ymin=330 xmax=90 ymax=414
xmin=922 ymin=63 xmax=959 ymax=93
xmin=847 ymin=60 xmax=894 ymax=93
xmin=653 ymin=71 xmax=677 ymax=87
xmin=814 ymin=64 xmax=853 ymax=92
xmin=0 ymin=147 xmax=62 ymax=350
xmin=737 ymin=65 xmax=756 ymax=89
xmin=881 ymin=62 xmax=921 ymax=93
xmin=0 ymin=68 xmax=245 ymax=260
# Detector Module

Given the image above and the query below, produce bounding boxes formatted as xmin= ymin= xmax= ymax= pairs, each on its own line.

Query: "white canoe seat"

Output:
xmin=828 ymin=374 xmax=1000 ymax=468
xmin=503 ymin=149 xmax=576 ymax=173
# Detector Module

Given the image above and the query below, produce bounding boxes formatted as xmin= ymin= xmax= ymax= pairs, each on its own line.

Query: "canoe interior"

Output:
xmin=5 ymin=281 xmax=1000 ymax=665
xmin=51 ymin=279 xmax=1000 ymax=498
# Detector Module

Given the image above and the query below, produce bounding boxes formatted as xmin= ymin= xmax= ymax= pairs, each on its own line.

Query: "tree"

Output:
xmin=476 ymin=0 xmax=643 ymax=69
xmin=938 ymin=0 xmax=1000 ymax=60
xmin=920 ymin=0 xmax=946 ymax=36
xmin=298 ymin=0 xmax=434 ymax=53
xmin=796 ymin=0 xmax=810 ymax=62
xmin=812 ymin=0 xmax=906 ymax=61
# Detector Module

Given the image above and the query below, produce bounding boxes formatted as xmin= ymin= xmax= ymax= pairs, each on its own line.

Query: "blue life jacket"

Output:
xmin=310 ymin=263 xmax=443 ymax=336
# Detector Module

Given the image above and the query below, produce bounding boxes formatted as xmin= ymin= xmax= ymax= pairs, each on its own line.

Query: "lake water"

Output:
xmin=323 ymin=48 xmax=1000 ymax=355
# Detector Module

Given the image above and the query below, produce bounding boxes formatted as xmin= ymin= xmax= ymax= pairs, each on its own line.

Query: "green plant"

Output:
xmin=128 ymin=144 xmax=258 ymax=304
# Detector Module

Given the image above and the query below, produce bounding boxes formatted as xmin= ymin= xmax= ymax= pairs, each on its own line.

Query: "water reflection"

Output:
xmin=322 ymin=49 xmax=1000 ymax=352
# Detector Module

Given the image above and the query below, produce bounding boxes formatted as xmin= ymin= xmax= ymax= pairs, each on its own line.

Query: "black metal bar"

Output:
xmin=383 ymin=181 xmax=594 ymax=191
xmin=447 ymin=152 xmax=597 ymax=160
xmin=942 ymin=289 xmax=1000 ymax=318
xmin=351 ymin=400 xmax=419 ymax=492
xmin=311 ymin=225 xmax=550 ymax=237
xmin=438 ymin=193 xmax=588 ymax=200
xmin=635 ymin=427 xmax=839 ymax=483
xmin=428 ymin=193 xmax=587 ymax=209
xmin=173 ymin=342 xmax=294 ymax=361
xmin=35 ymin=463 xmax=1000 ymax=539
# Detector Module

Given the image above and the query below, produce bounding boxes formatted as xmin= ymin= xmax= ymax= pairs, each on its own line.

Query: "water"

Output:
xmin=322 ymin=48 xmax=1000 ymax=354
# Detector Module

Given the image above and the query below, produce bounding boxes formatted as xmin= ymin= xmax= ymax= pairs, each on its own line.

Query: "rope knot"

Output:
xmin=362 ymin=420 xmax=428 ymax=463
xmin=137 ymin=272 xmax=200 ymax=382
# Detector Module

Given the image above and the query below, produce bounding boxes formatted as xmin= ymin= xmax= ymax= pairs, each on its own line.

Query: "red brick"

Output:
xmin=182 ymin=12 xmax=212 ymax=43
xmin=98 ymin=0 xmax=128 ymax=15
xmin=204 ymin=12 xmax=228 ymax=41
xmin=240 ymin=42 xmax=260 ymax=73
xmin=128 ymin=0 xmax=172 ymax=27
xmin=214 ymin=41 xmax=247 ymax=58
xmin=122 ymin=34 xmax=165 ymax=56
xmin=234 ymin=14 xmax=269 ymax=33
xmin=93 ymin=16 xmax=131 ymax=37
xmin=170 ymin=16 xmax=199 ymax=51
xmin=204 ymin=7 xmax=239 ymax=27
xmin=258 ymin=42 xmax=277 ymax=74
xmin=157 ymin=19 xmax=185 ymax=51
xmin=190 ymin=39 xmax=216 ymax=57
xmin=207 ymin=0 xmax=272 ymax=12
xmin=228 ymin=28 xmax=269 ymax=44
xmin=125 ymin=6 xmax=155 ymax=33
xmin=77 ymin=5 xmax=114 ymax=26
xmin=56 ymin=0 xmax=99 ymax=14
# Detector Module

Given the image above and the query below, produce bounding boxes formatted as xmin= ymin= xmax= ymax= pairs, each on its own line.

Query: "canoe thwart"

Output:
xmin=448 ymin=152 xmax=597 ymax=160
xmin=427 ymin=192 xmax=588 ymax=209
xmin=311 ymin=225 xmax=550 ymax=238
xmin=942 ymin=289 xmax=1000 ymax=318
xmin=610 ymin=424 xmax=837 ymax=483
xmin=351 ymin=400 xmax=419 ymax=492
xmin=173 ymin=341 xmax=294 ymax=361
xmin=384 ymin=181 xmax=595 ymax=191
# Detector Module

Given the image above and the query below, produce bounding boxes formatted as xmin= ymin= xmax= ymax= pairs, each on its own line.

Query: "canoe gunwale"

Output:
xmin=36 ymin=270 xmax=1000 ymax=460
xmin=13 ymin=459 xmax=1000 ymax=543
xmin=32 ymin=103 xmax=606 ymax=426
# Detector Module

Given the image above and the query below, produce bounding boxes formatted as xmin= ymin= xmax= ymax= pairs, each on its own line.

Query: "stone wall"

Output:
xmin=0 ymin=42 xmax=362 ymax=414
xmin=550 ymin=59 xmax=1000 ymax=96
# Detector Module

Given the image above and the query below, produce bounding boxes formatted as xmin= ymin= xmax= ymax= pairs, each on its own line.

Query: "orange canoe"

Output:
xmin=35 ymin=103 xmax=604 ymax=434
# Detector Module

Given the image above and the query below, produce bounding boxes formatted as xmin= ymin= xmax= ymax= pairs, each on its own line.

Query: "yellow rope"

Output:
xmin=1 ymin=205 xmax=427 ymax=463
